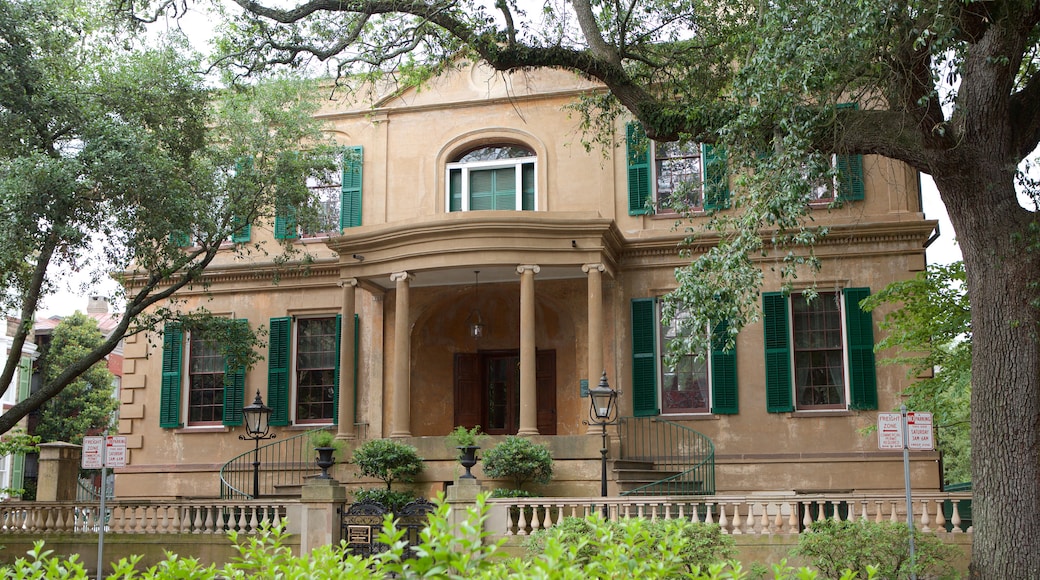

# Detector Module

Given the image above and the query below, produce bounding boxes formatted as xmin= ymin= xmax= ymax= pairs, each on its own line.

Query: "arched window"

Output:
xmin=446 ymin=145 xmax=536 ymax=211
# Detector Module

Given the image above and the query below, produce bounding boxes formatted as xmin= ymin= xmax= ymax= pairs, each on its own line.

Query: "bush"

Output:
xmin=352 ymin=488 xmax=418 ymax=513
xmin=481 ymin=436 xmax=553 ymax=491
xmin=525 ymin=515 xmax=736 ymax=574
xmin=351 ymin=439 xmax=424 ymax=491
xmin=794 ymin=519 xmax=962 ymax=579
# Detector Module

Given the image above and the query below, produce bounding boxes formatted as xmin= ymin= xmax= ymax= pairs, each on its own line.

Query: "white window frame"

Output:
xmin=787 ymin=290 xmax=852 ymax=411
xmin=301 ymin=165 xmax=343 ymax=238
xmin=290 ymin=315 xmax=339 ymax=425
xmin=183 ymin=330 xmax=226 ymax=427
xmin=445 ymin=156 xmax=538 ymax=212
xmin=653 ymin=141 xmax=705 ymax=213
xmin=656 ymin=303 xmax=713 ymax=415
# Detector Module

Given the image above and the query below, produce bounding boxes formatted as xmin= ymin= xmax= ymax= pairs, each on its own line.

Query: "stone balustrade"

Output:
xmin=0 ymin=500 xmax=285 ymax=535
xmin=487 ymin=493 xmax=973 ymax=537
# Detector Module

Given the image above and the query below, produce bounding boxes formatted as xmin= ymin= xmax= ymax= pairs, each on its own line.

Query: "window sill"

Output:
xmin=650 ymin=209 xmax=705 ymax=219
xmin=659 ymin=413 xmax=719 ymax=421
xmin=790 ymin=410 xmax=855 ymax=418
xmin=174 ymin=426 xmax=231 ymax=434
xmin=286 ymin=423 xmax=334 ymax=431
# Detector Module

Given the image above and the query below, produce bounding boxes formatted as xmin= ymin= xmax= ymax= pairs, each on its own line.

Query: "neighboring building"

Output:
xmin=114 ymin=64 xmax=939 ymax=500
xmin=1 ymin=318 xmax=39 ymax=499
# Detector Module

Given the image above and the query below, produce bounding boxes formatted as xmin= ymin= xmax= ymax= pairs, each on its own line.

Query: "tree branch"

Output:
xmin=1010 ymin=67 xmax=1040 ymax=160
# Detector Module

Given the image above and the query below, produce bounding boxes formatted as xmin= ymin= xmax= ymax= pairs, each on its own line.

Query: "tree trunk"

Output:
xmin=935 ymin=169 xmax=1040 ymax=578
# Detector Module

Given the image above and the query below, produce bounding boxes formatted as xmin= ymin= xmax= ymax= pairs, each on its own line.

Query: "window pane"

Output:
xmin=656 ymin=141 xmax=702 ymax=210
xmin=659 ymin=308 xmax=709 ymax=414
xmin=296 ymin=318 xmax=337 ymax=422
xmin=457 ymin=145 xmax=534 ymax=162
xmin=302 ymin=168 xmax=342 ymax=236
xmin=792 ymin=292 xmax=845 ymax=408
xmin=188 ymin=335 xmax=224 ymax=424
xmin=522 ymin=162 xmax=535 ymax=210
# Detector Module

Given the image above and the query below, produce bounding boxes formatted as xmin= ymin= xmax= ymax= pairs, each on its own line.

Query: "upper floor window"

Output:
xmin=626 ymin=123 xmax=729 ymax=215
xmin=447 ymin=145 xmax=536 ymax=212
xmin=762 ymin=288 xmax=877 ymax=413
xmin=275 ymin=146 xmax=363 ymax=240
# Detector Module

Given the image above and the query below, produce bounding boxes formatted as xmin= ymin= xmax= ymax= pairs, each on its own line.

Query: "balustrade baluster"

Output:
xmin=136 ymin=507 xmax=148 ymax=534
xmin=920 ymin=499 xmax=931 ymax=532
xmin=730 ymin=503 xmax=742 ymax=534
xmin=192 ymin=506 xmax=204 ymax=534
xmin=238 ymin=506 xmax=249 ymax=532
xmin=664 ymin=503 xmax=672 ymax=520
xmin=529 ymin=506 xmax=542 ymax=533
xmin=889 ymin=501 xmax=898 ymax=523
xmin=650 ymin=504 xmax=658 ymax=522
xmin=801 ymin=502 xmax=812 ymax=529
xmin=951 ymin=501 xmax=963 ymax=533
xmin=677 ymin=503 xmax=685 ymax=519
xmin=816 ymin=500 xmax=826 ymax=523
xmin=704 ymin=503 xmax=714 ymax=524
xmin=206 ymin=506 xmax=219 ymax=534
xmin=146 ymin=505 xmax=157 ymax=533
xmin=543 ymin=504 xmax=554 ymax=529
xmin=934 ymin=500 xmax=945 ymax=532
xmin=831 ymin=501 xmax=842 ymax=522
xmin=44 ymin=507 xmax=55 ymax=532
xmin=250 ymin=506 xmax=260 ymax=533
xmin=860 ymin=501 xmax=869 ymax=522
xmin=718 ymin=504 xmax=729 ymax=534
xmin=774 ymin=504 xmax=786 ymax=534
xmin=760 ymin=503 xmax=770 ymax=534
xmin=787 ymin=502 xmax=798 ymax=534
xmin=516 ymin=505 xmax=528 ymax=536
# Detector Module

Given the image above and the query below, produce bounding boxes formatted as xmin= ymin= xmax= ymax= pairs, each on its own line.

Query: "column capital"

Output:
xmin=516 ymin=264 xmax=541 ymax=275
xmin=582 ymin=263 xmax=606 ymax=274
xmin=390 ymin=271 xmax=412 ymax=283
xmin=338 ymin=277 xmax=359 ymax=288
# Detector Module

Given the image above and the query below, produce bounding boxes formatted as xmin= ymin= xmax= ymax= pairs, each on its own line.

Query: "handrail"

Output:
xmin=219 ymin=428 xmax=325 ymax=499
xmin=618 ymin=416 xmax=715 ymax=496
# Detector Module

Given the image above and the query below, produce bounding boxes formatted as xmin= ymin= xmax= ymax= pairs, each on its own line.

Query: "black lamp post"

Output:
xmin=240 ymin=390 xmax=276 ymax=499
xmin=586 ymin=372 xmax=618 ymax=515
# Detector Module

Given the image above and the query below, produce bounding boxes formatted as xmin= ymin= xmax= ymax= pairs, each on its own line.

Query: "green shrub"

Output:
xmin=351 ymin=438 xmax=424 ymax=491
xmin=525 ymin=515 xmax=736 ymax=574
xmin=794 ymin=519 xmax=962 ymax=579
xmin=353 ymin=488 xmax=418 ymax=513
xmin=488 ymin=488 xmax=539 ymax=499
xmin=481 ymin=435 xmax=553 ymax=491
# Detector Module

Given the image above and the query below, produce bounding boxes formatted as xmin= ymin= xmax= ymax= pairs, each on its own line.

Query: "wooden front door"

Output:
xmin=454 ymin=350 xmax=556 ymax=435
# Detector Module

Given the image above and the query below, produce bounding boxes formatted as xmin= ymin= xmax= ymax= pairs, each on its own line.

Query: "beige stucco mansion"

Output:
xmin=113 ymin=62 xmax=940 ymax=501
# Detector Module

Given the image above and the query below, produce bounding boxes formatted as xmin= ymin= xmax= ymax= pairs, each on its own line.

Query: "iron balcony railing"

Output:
xmin=219 ymin=428 xmax=323 ymax=499
xmin=618 ymin=416 xmax=716 ymax=496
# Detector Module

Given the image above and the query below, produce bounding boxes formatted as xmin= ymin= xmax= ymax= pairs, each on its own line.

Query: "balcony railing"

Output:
xmin=618 ymin=416 xmax=716 ymax=495
xmin=0 ymin=500 xmax=286 ymax=535
xmin=487 ymin=492 xmax=973 ymax=537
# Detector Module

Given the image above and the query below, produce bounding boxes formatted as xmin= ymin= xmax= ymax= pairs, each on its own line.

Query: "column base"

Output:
xmin=389 ymin=430 xmax=413 ymax=438
xmin=515 ymin=428 xmax=540 ymax=437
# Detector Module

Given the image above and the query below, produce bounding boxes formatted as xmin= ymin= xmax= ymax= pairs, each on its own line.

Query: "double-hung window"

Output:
xmin=762 ymin=288 xmax=877 ymax=412
xmin=630 ymin=298 xmax=738 ymax=417
xmin=275 ymin=146 xmax=363 ymax=240
xmin=627 ymin=123 xmax=729 ymax=215
xmin=159 ymin=322 xmax=247 ymax=428
xmin=267 ymin=314 xmax=360 ymax=426
xmin=447 ymin=145 xmax=536 ymax=212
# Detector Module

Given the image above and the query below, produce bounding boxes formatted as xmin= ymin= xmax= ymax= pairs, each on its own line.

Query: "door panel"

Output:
xmin=454 ymin=353 xmax=482 ymax=428
xmin=453 ymin=350 xmax=556 ymax=435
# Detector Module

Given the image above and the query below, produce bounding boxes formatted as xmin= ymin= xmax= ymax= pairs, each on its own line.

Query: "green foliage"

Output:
xmin=352 ymin=488 xmax=418 ymax=513
xmin=446 ymin=425 xmax=486 ymax=450
xmin=794 ymin=519 xmax=962 ymax=580
xmin=351 ymin=439 xmax=424 ymax=491
xmin=309 ymin=429 xmax=338 ymax=449
xmin=35 ymin=313 xmax=118 ymax=445
xmin=860 ymin=262 xmax=971 ymax=483
xmin=525 ymin=515 xmax=736 ymax=574
xmin=488 ymin=488 xmax=539 ymax=499
xmin=480 ymin=436 xmax=554 ymax=491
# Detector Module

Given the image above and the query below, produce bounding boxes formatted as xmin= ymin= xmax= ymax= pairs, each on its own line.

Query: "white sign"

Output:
xmin=105 ymin=436 xmax=128 ymax=468
xmin=906 ymin=412 xmax=935 ymax=450
xmin=877 ymin=411 xmax=934 ymax=450
xmin=82 ymin=436 xmax=104 ymax=469
xmin=877 ymin=413 xmax=903 ymax=450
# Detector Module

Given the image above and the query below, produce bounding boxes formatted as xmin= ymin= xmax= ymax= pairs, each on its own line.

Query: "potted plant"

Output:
xmin=446 ymin=425 xmax=486 ymax=479
xmin=309 ymin=429 xmax=341 ymax=479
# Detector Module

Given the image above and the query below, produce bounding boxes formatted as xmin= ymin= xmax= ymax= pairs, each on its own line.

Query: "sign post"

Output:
xmin=879 ymin=407 xmax=933 ymax=580
xmin=82 ymin=435 xmax=127 ymax=580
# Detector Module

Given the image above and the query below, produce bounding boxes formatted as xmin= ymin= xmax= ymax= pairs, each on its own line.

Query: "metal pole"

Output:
xmin=600 ymin=421 xmax=608 ymax=517
xmin=901 ymin=404 xmax=918 ymax=580
xmin=96 ymin=441 xmax=107 ymax=580
xmin=252 ymin=437 xmax=261 ymax=499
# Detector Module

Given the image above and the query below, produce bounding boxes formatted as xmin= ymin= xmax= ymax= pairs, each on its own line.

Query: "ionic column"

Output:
xmin=389 ymin=271 xmax=413 ymax=438
xmin=337 ymin=278 xmax=358 ymax=440
xmin=583 ymin=263 xmax=606 ymax=389
xmin=516 ymin=264 xmax=540 ymax=436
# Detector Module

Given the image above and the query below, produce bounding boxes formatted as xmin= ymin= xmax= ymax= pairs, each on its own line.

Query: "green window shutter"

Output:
xmin=626 ymin=122 xmax=652 ymax=215
xmin=762 ymin=293 xmax=794 ymax=413
xmin=844 ymin=287 xmax=878 ymax=410
xmin=702 ymin=144 xmax=730 ymax=211
xmin=521 ymin=162 xmax=535 ymax=210
xmin=332 ymin=314 xmax=342 ymax=424
xmin=631 ymin=298 xmax=659 ymax=416
xmin=222 ymin=319 xmax=249 ymax=426
xmin=10 ymin=453 xmax=25 ymax=494
xmin=231 ymin=217 xmax=251 ymax=243
xmin=274 ymin=206 xmax=298 ymax=240
xmin=340 ymin=146 xmax=363 ymax=229
xmin=449 ymin=168 xmax=462 ymax=212
xmin=835 ymin=103 xmax=865 ymax=201
xmin=17 ymin=355 xmax=31 ymax=400
xmin=160 ymin=324 xmax=184 ymax=428
xmin=267 ymin=317 xmax=292 ymax=426
xmin=353 ymin=313 xmax=360 ymax=424
xmin=170 ymin=231 xmax=191 ymax=248
xmin=710 ymin=321 xmax=738 ymax=414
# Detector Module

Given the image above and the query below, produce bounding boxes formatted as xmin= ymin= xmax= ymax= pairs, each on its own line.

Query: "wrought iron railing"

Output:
xmin=618 ymin=416 xmax=715 ymax=496
xmin=219 ymin=429 xmax=324 ymax=499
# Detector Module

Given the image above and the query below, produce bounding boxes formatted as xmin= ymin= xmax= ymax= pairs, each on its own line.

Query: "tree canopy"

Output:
xmin=35 ymin=313 xmax=119 ymax=445
xmin=120 ymin=0 xmax=1040 ymax=574
xmin=0 ymin=0 xmax=337 ymax=435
